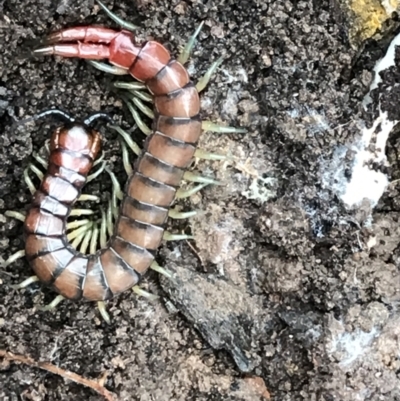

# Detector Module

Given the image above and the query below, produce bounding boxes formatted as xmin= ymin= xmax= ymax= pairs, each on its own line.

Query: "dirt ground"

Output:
xmin=1 ymin=0 xmax=400 ymax=400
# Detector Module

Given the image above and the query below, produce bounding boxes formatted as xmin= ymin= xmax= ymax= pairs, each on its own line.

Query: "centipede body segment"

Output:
xmin=26 ymin=15 xmax=204 ymax=302
xmin=4 ymin=2 xmax=246 ymax=322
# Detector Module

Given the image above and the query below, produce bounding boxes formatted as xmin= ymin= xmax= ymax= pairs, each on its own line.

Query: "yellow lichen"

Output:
xmin=347 ymin=0 xmax=399 ymax=45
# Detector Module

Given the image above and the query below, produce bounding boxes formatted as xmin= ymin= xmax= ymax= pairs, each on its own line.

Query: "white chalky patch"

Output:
xmin=339 ymin=32 xmax=400 ymax=208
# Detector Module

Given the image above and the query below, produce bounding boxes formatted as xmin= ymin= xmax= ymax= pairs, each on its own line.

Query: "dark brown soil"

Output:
xmin=1 ymin=1 xmax=400 ymax=400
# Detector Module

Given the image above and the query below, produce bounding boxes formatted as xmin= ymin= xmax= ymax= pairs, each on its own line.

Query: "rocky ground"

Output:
xmin=1 ymin=0 xmax=400 ymax=400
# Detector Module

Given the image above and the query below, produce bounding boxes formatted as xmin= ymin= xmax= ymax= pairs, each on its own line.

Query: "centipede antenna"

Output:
xmin=96 ymin=0 xmax=139 ymax=31
xmin=83 ymin=112 xmax=113 ymax=126
xmin=16 ymin=108 xmax=76 ymax=126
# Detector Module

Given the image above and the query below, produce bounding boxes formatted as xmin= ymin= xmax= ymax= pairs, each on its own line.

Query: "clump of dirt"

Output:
xmin=2 ymin=0 xmax=400 ymax=400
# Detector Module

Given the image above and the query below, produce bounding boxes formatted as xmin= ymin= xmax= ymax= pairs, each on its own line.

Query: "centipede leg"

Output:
xmin=105 ymin=167 xmax=124 ymax=200
xmin=77 ymin=194 xmax=100 ymax=202
xmin=87 ymin=160 xmax=107 ymax=183
xmin=67 ymin=221 xmax=93 ymax=242
xmin=24 ymin=167 xmax=37 ymax=195
xmin=114 ymin=82 xmax=147 ymax=91
xmin=28 ymin=163 xmax=44 ymax=181
xmin=10 ymin=275 xmax=40 ymax=289
xmin=194 ymin=149 xmax=228 ymax=161
xmin=100 ymin=208 xmax=108 ymax=248
xmin=5 ymin=211 xmax=26 ymax=222
xmin=132 ymin=285 xmax=159 ymax=301
xmin=2 ymin=250 xmax=26 ymax=268
xmin=106 ymin=201 xmax=114 ymax=237
xmin=120 ymin=141 xmax=133 ymax=176
xmin=32 ymin=152 xmax=48 ymax=169
xmin=178 ymin=22 xmax=204 ymax=64
xmin=109 ymin=125 xmax=141 ymax=156
xmin=120 ymin=99 xmax=152 ymax=136
xmin=92 ymin=151 xmax=106 ymax=167
xmin=128 ymin=95 xmax=154 ymax=119
xmin=70 ymin=209 xmax=95 ymax=216
xmin=87 ymin=60 xmax=129 ymax=75
xmin=96 ymin=0 xmax=139 ymax=31
xmin=97 ymin=301 xmax=111 ymax=324
xmin=163 ymin=231 xmax=194 ymax=241
xmin=183 ymin=171 xmax=221 ymax=185
xmin=77 ymin=226 xmax=94 ymax=254
xmin=89 ymin=222 xmax=100 ymax=254
xmin=176 ymin=183 xmax=209 ymax=199
xmin=40 ymin=295 xmax=65 ymax=312
xmin=150 ymin=261 xmax=174 ymax=279
xmin=196 ymin=57 xmax=224 ymax=93
xmin=127 ymin=89 xmax=152 ymax=104
xmin=202 ymin=120 xmax=247 ymax=134
xmin=168 ymin=208 xmax=197 ymax=219
xmin=71 ymin=231 xmax=87 ymax=250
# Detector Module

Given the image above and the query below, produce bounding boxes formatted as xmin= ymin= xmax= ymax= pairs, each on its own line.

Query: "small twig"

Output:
xmin=0 ymin=349 xmax=116 ymax=401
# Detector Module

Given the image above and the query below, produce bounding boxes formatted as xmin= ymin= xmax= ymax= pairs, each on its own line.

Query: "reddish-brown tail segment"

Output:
xmin=29 ymin=30 xmax=202 ymax=301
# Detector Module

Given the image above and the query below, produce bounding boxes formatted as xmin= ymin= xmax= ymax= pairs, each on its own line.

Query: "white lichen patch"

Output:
xmin=241 ymin=176 xmax=277 ymax=204
xmin=330 ymin=32 xmax=400 ymax=209
xmin=327 ymin=318 xmax=380 ymax=368
xmin=236 ymin=157 xmax=277 ymax=204
xmin=363 ymin=32 xmax=400 ymax=107
xmin=340 ymin=109 xmax=393 ymax=208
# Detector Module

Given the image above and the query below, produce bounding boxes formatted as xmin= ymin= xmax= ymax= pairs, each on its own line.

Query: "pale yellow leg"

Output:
xmin=97 ymin=301 xmax=111 ymax=324
xmin=163 ymin=231 xmax=194 ymax=241
xmin=10 ymin=275 xmax=39 ymax=290
xmin=150 ymin=261 xmax=173 ymax=279
xmin=40 ymin=295 xmax=65 ymax=311
xmin=132 ymin=285 xmax=158 ymax=301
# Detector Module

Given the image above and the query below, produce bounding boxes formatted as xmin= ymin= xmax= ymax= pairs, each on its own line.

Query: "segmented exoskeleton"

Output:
xmin=4 ymin=0 xmax=246 ymax=323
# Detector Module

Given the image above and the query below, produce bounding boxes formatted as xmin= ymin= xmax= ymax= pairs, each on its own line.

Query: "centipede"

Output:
xmin=4 ymin=0 xmax=246 ymax=323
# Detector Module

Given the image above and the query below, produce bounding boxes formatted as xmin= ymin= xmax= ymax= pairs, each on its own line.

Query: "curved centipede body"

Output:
xmin=24 ymin=51 xmax=200 ymax=303
xmin=24 ymin=122 xmax=106 ymax=300
xmin=5 ymin=1 xmax=246 ymax=321
xmin=32 ymin=39 xmax=203 ymax=302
